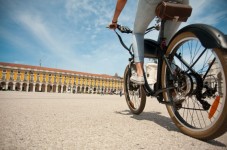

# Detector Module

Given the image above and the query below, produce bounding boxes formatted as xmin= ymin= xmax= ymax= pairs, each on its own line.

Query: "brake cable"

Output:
xmin=113 ymin=24 xmax=159 ymax=57
xmin=114 ymin=30 xmax=133 ymax=57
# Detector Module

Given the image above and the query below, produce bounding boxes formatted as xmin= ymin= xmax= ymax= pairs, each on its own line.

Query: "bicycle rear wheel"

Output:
xmin=162 ymin=31 xmax=227 ymax=140
xmin=124 ymin=64 xmax=146 ymax=115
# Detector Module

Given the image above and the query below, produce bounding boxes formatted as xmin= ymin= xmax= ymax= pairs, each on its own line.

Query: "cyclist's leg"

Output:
xmin=164 ymin=0 xmax=189 ymax=44
xmin=133 ymin=0 xmax=162 ymax=78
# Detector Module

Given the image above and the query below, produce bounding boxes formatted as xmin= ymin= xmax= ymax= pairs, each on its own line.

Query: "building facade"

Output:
xmin=0 ymin=62 xmax=123 ymax=94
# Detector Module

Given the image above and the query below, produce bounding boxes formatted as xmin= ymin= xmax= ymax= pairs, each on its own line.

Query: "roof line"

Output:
xmin=0 ymin=62 xmax=117 ymax=79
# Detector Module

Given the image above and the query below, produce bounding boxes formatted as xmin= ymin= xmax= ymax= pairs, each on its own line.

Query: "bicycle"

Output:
xmin=108 ymin=2 xmax=227 ymax=140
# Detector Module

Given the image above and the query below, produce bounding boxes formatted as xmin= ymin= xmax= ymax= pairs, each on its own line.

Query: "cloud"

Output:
xmin=0 ymin=28 xmax=35 ymax=54
xmin=65 ymin=0 xmax=112 ymax=27
xmin=188 ymin=0 xmax=227 ymax=25
xmin=76 ymin=42 xmax=129 ymax=75
xmin=1 ymin=0 xmax=226 ymax=77
xmin=16 ymin=13 xmax=57 ymax=52
xmin=13 ymin=11 xmax=84 ymax=61
xmin=12 ymin=11 xmax=126 ymax=75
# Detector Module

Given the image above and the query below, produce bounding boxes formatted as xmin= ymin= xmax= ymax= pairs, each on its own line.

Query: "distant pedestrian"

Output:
xmin=101 ymin=90 xmax=104 ymax=96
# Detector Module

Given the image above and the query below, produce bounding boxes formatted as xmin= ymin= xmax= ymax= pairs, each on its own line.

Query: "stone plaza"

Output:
xmin=0 ymin=91 xmax=226 ymax=149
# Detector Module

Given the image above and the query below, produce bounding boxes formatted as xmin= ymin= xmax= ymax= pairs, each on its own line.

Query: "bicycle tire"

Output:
xmin=124 ymin=65 xmax=146 ymax=115
xmin=162 ymin=31 xmax=227 ymax=140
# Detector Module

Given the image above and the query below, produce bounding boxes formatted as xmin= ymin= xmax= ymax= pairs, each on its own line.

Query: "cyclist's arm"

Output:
xmin=112 ymin=0 xmax=127 ymax=22
xmin=109 ymin=0 xmax=127 ymax=29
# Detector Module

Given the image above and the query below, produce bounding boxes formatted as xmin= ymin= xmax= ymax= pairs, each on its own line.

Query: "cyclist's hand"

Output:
xmin=108 ymin=22 xmax=117 ymax=30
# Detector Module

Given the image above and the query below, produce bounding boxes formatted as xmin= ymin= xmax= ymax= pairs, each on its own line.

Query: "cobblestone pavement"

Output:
xmin=0 ymin=91 xmax=226 ymax=150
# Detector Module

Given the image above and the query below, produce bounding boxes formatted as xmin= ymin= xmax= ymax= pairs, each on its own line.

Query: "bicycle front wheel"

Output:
xmin=124 ymin=64 xmax=146 ymax=115
xmin=162 ymin=31 xmax=227 ymax=140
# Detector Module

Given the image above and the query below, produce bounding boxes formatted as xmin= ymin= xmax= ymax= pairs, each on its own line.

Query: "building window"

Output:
xmin=17 ymin=73 xmax=21 ymax=81
xmin=37 ymin=74 xmax=40 ymax=82
xmin=43 ymin=74 xmax=46 ymax=82
xmin=48 ymin=73 xmax=52 ymax=82
xmin=24 ymin=73 xmax=27 ymax=81
xmin=10 ymin=71 xmax=14 ymax=80
xmin=30 ymin=74 xmax=34 ymax=81
xmin=54 ymin=76 xmax=57 ymax=83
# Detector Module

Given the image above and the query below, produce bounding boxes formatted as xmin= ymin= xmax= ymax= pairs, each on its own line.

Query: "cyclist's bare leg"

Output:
xmin=135 ymin=62 xmax=144 ymax=77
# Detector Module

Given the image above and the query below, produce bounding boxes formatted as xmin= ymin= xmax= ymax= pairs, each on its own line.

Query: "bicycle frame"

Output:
xmin=129 ymin=20 xmax=176 ymax=104
xmin=114 ymin=18 xmax=226 ymax=105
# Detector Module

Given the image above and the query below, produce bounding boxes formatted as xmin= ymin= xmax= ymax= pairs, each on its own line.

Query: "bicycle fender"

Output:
xmin=172 ymin=24 xmax=227 ymax=49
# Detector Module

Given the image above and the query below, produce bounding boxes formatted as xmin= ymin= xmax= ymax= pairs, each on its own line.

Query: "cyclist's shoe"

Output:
xmin=130 ymin=74 xmax=145 ymax=85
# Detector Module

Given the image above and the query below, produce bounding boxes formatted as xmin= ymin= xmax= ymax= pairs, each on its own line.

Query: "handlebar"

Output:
xmin=107 ymin=23 xmax=160 ymax=57
xmin=108 ymin=24 xmax=159 ymax=34
xmin=107 ymin=24 xmax=133 ymax=33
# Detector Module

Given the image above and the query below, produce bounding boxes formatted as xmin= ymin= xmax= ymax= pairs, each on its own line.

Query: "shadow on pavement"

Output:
xmin=115 ymin=110 xmax=227 ymax=148
xmin=206 ymin=139 xmax=226 ymax=148
xmin=115 ymin=110 xmax=179 ymax=132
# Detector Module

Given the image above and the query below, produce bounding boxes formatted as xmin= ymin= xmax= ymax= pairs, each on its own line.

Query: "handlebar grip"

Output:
xmin=108 ymin=24 xmax=116 ymax=29
xmin=117 ymin=25 xmax=132 ymax=34
xmin=107 ymin=23 xmax=132 ymax=33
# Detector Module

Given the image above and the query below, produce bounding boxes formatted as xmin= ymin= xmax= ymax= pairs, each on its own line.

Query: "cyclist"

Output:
xmin=109 ymin=0 xmax=189 ymax=85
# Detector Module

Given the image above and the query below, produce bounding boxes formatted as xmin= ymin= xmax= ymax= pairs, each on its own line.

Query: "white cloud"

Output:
xmin=65 ymin=0 xmax=112 ymax=26
xmin=14 ymin=12 xmax=81 ymax=56
xmin=1 ymin=0 xmax=226 ymax=76
xmin=188 ymin=0 xmax=227 ymax=25
xmin=0 ymin=28 xmax=35 ymax=54
xmin=16 ymin=13 xmax=58 ymax=52
xmin=63 ymin=0 xmax=227 ymax=75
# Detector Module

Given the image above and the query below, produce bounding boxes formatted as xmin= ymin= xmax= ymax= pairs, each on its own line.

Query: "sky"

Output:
xmin=0 ymin=0 xmax=227 ymax=77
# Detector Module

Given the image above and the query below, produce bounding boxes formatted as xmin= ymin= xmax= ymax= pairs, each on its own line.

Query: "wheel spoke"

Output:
xmin=165 ymin=36 xmax=226 ymax=134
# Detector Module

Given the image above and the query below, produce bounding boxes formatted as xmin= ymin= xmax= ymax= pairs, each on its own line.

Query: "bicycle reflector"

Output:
xmin=208 ymin=96 xmax=220 ymax=119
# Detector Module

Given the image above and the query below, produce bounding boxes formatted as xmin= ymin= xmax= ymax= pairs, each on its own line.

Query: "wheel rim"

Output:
xmin=164 ymin=35 xmax=226 ymax=131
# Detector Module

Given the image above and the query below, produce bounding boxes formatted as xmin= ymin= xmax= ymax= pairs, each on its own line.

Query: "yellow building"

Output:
xmin=0 ymin=62 xmax=123 ymax=94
